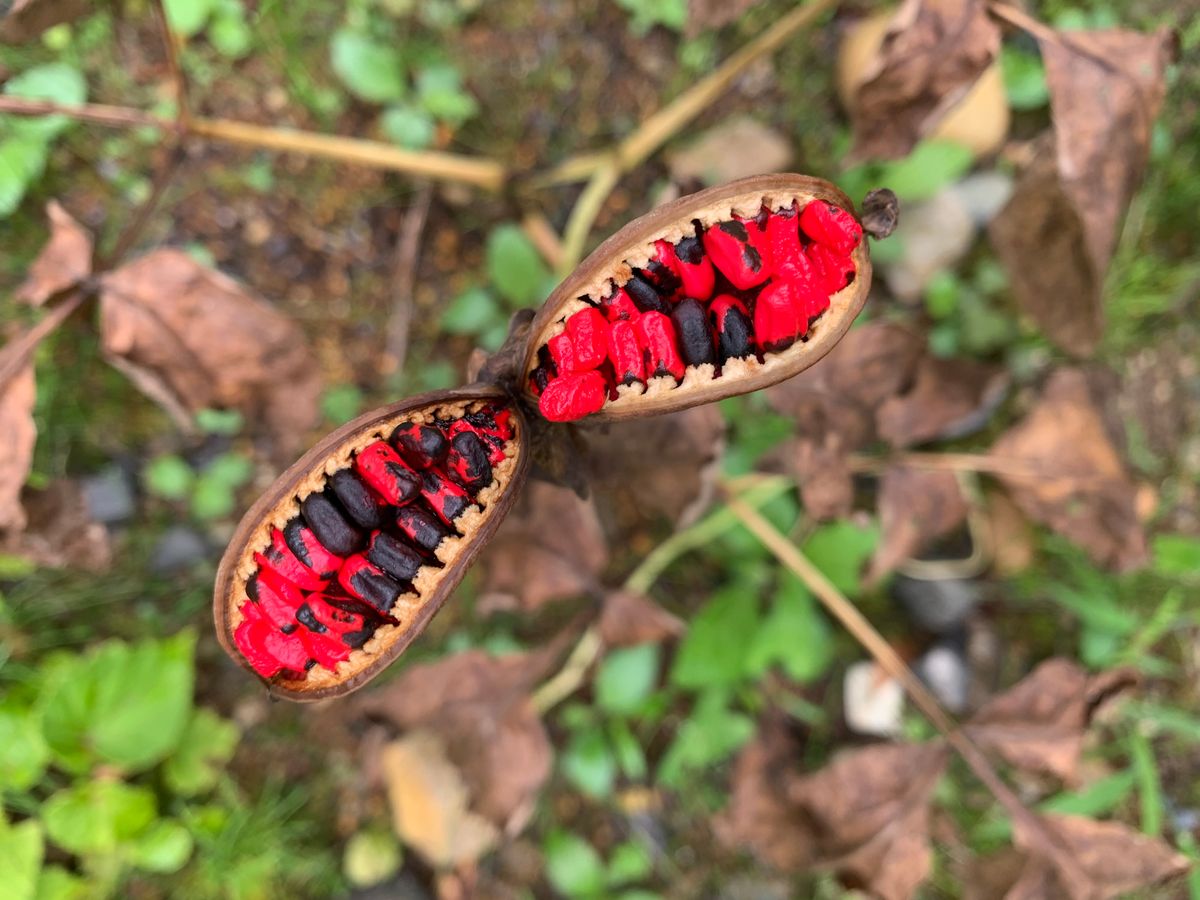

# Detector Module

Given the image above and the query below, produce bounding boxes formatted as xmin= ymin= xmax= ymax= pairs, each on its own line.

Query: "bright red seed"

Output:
xmin=674 ymin=236 xmax=715 ymax=300
xmin=284 ymin=520 xmax=343 ymax=580
xmin=754 ymin=281 xmax=810 ymax=353
xmin=234 ymin=616 xmax=285 ymax=678
xmin=390 ymin=422 xmax=449 ymax=469
xmin=636 ymin=310 xmax=685 ymax=380
xmin=252 ymin=565 xmax=306 ymax=630
xmin=261 ymin=527 xmax=327 ymax=591
xmin=262 ymin=628 xmax=310 ymax=672
xmin=538 ymin=370 xmax=608 ymax=421
xmin=355 ymin=441 xmax=422 ymax=507
xmin=338 ymin=554 xmax=404 ymax=613
xmin=548 ymin=331 xmax=581 ymax=375
xmin=299 ymin=627 xmax=351 ymax=670
xmin=419 ymin=468 xmax=472 ymax=524
xmin=701 ymin=220 xmax=770 ymax=290
xmin=601 ymin=288 xmax=641 ymax=323
xmin=607 ymin=318 xmax=646 ymax=385
xmin=446 ymin=418 xmax=505 ymax=465
xmin=807 ymin=243 xmax=855 ymax=295
xmin=799 ymin=200 xmax=863 ymax=256
xmin=565 ymin=307 xmax=609 ymax=370
xmin=298 ymin=594 xmax=370 ymax=637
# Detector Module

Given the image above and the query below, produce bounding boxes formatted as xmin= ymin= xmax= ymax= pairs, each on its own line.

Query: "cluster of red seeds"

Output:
xmin=530 ymin=199 xmax=863 ymax=421
xmin=232 ymin=403 xmax=514 ymax=680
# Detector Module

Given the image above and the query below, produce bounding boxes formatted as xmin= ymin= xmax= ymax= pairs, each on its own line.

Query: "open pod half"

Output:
xmin=213 ymin=386 xmax=529 ymax=700
xmin=522 ymin=174 xmax=873 ymax=421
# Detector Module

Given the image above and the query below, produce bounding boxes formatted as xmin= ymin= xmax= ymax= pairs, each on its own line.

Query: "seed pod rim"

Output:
xmin=213 ymin=385 xmax=529 ymax=702
xmin=522 ymin=173 xmax=872 ymax=420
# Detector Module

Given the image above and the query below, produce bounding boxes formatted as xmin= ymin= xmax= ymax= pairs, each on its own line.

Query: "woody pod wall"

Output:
xmin=213 ymin=173 xmax=894 ymax=700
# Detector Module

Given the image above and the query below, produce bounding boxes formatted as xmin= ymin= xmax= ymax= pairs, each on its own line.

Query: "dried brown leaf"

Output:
xmin=3 ymin=480 xmax=112 ymax=572
xmin=667 ymin=116 xmax=793 ymax=185
xmin=597 ymin=590 xmax=685 ymax=648
xmin=1009 ymin=813 xmax=1190 ymax=900
xmin=785 ymin=436 xmax=855 ymax=522
xmin=582 ymin=402 xmax=725 ymax=528
xmin=381 ymin=730 xmax=500 ymax=870
xmin=850 ymin=0 xmax=1001 ymax=159
xmin=477 ymin=481 xmax=608 ymax=613
xmin=97 ymin=249 xmax=322 ymax=456
xmin=0 ymin=0 xmax=90 ymax=42
xmin=965 ymin=658 xmax=1137 ymax=783
xmin=876 ymin=356 xmax=1008 ymax=447
xmin=984 ymin=488 xmax=1036 ymax=577
xmin=0 ymin=362 xmax=36 ymax=532
xmin=868 ymin=466 xmax=969 ymax=582
xmin=989 ymin=369 xmax=1148 ymax=570
xmin=16 ymin=202 xmax=93 ymax=307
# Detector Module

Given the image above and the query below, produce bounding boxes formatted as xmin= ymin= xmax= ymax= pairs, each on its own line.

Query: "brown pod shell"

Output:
xmin=522 ymin=173 xmax=873 ymax=420
xmin=213 ymin=386 xmax=529 ymax=701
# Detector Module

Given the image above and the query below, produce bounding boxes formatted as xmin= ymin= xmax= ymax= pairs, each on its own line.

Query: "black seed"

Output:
xmin=283 ymin=519 xmax=311 ymax=567
xmin=304 ymin=659 xmax=317 ymax=670
xmin=282 ymin=623 xmax=297 ymax=634
xmin=391 ymin=423 xmax=449 ymax=467
xmin=420 ymin=470 xmax=472 ymax=522
xmin=343 ymin=627 xmax=375 ymax=649
xmin=718 ymin=220 xmax=749 ymax=241
xmin=301 ymin=491 xmax=364 ymax=557
xmin=755 ymin=206 xmax=770 ymax=230
xmin=716 ymin=305 xmax=753 ymax=362
xmin=532 ymin=366 xmax=552 ymax=393
xmin=348 ymin=566 xmax=403 ymax=614
xmin=625 ymin=273 xmax=671 ymax=314
xmin=384 ymin=461 xmax=423 ymax=504
xmin=463 ymin=409 xmax=497 ymax=431
xmin=329 ymin=470 xmax=386 ymax=529
xmin=367 ymin=532 xmax=423 ymax=583
xmin=296 ymin=604 xmax=326 ymax=633
xmin=396 ymin=504 xmax=452 ymax=552
xmin=448 ymin=431 xmax=492 ymax=493
xmin=671 ymin=298 xmax=715 ymax=368
xmin=742 ymin=244 xmax=762 ymax=272
xmin=676 ymin=236 xmax=704 ymax=265
xmin=645 ymin=259 xmax=681 ymax=296
xmin=245 ymin=575 xmax=260 ymax=601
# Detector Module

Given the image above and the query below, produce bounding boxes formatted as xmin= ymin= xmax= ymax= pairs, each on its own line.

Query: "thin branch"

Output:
xmin=521 ymin=212 xmax=565 ymax=271
xmin=0 ymin=294 xmax=87 ymax=393
xmin=722 ymin=488 xmax=1090 ymax=885
xmin=558 ymin=161 xmax=620 ymax=274
xmin=151 ymin=0 xmax=190 ymax=130
xmin=382 ymin=181 xmax=434 ymax=376
xmin=99 ymin=144 xmax=185 ymax=269
xmin=0 ymin=96 xmax=160 ymax=128
xmin=846 ymin=450 xmax=1119 ymax=485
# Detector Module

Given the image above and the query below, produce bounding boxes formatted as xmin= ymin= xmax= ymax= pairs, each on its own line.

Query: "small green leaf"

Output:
xmin=34 ymin=865 xmax=89 ymax=900
xmin=321 ymin=384 xmax=363 ymax=426
xmin=561 ymin=726 xmax=616 ymax=799
xmin=853 ymin=140 xmax=974 ymax=202
xmin=0 ymin=818 xmax=43 ymax=900
xmin=670 ymin=588 xmax=759 ymax=689
xmin=163 ymin=0 xmax=218 ymax=37
xmin=3 ymin=63 xmax=87 ymax=140
xmin=1128 ymin=732 xmax=1163 ymax=836
xmin=144 ymin=454 xmax=194 ymax=501
xmin=1000 ymin=46 xmax=1049 ymax=110
xmin=416 ymin=65 xmax=478 ymax=125
xmin=486 ymin=224 xmax=551 ymax=308
xmin=657 ymin=689 xmax=753 ymax=787
xmin=203 ymin=453 xmax=253 ymax=488
xmin=42 ymin=781 xmax=156 ymax=857
xmin=130 ymin=820 xmax=193 ymax=873
xmin=924 ymin=270 xmax=961 ymax=320
xmin=194 ymin=408 xmax=244 ymax=435
xmin=208 ymin=1 xmax=251 ymax=58
xmin=330 ymin=29 xmax=407 ymax=104
xmin=1152 ymin=534 xmax=1200 ymax=577
xmin=0 ymin=706 xmax=48 ymax=791
xmin=442 ymin=286 xmax=502 ymax=335
xmin=608 ymin=718 xmax=647 ymax=781
xmin=615 ymin=0 xmax=687 ymax=35
xmin=802 ymin=521 xmax=879 ymax=596
xmin=381 ymin=104 xmax=436 ymax=149
xmin=343 ymin=828 xmax=402 ymax=888
xmin=0 ymin=137 xmax=48 ymax=217
xmin=544 ymin=831 xmax=606 ymax=898
xmin=746 ymin=574 xmax=833 ymax=683
xmin=595 ymin=644 xmax=660 ymax=715
xmin=606 ymin=840 xmax=652 ymax=887
xmin=163 ymin=708 xmax=239 ymax=797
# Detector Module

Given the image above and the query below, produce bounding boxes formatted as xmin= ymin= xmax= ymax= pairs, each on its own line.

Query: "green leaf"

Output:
xmin=34 ymin=866 xmax=89 ymax=900
xmin=544 ymin=831 xmax=606 ymax=897
xmin=561 ymin=726 xmax=616 ymax=799
xmin=670 ymin=588 xmax=759 ymax=689
xmin=194 ymin=408 xmax=244 ymax=435
xmin=606 ymin=840 xmax=652 ymax=887
xmin=163 ymin=0 xmax=218 ymax=37
xmin=802 ymin=521 xmax=879 ymax=596
xmin=129 ymin=820 xmax=193 ymax=873
xmin=321 ymin=384 xmax=363 ymax=426
xmin=3 ymin=64 xmax=87 ymax=140
xmin=342 ymin=828 xmax=402 ymax=888
xmin=42 ymin=780 xmax=156 ymax=857
xmin=442 ymin=286 xmax=502 ymax=335
xmin=1000 ymin=46 xmax=1049 ymax=110
xmin=1128 ymin=732 xmax=1163 ymax=836
xmin=486 ymin=224 xmax=551 ymax=307
xmin=1152 ymin=534 xmax=1200 ymax=577
xmin=330 ymin=29 xmax=407 ymax=104
xmin=746 ymin=574 xmax=833 ymax=683
xmin=595 ymin=644 xmax=660 ymax=715
xmin=608 ymin=718 xmax=647 ymax=781
xmin=850 ymin=140 xmax=974 ymax=202
xmin=0 ymin=818 xmax=43 ymax=900
xmin=163 ymin=708 xmax=239 ymax=797
xmin=381 ymin=104 xmax=436 ymax=149
xmin=144 ymin=454 xmax=194 ymax=501
xmin=203 ymin=453 xmax=253 ymax=488
xmin=0 ymin=705 xmax=49 ymax=791
xmin=615 ymin=0 xmax=687 ymax=35
xmin=657 ymin=689 xmax=753 ymax=787
xmin=416 ymin=65 xmax=478 ymax=125
xmin=208 ymin=3 xmax=251 ymax=58
xmin=0 ymin=137 xmax=48 ymax=217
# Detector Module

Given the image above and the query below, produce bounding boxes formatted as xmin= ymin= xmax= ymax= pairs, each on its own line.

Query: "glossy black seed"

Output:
xmin=283 ymin=519 xmax=310 ymax=567
xmin=671 ymin=298 xmax=715 ymax=368
xmin=532 ymin=366 xmax=552 ymax=393
xmin=447 ymin=431 xmax=492 ymax=493
xmin=463 ymin=409 xmax=497 ymax=431
xmin=396 ymin=504 xmax=452 ymax=553
xmin=245 ymin=574 xmax=260 ymax=601
xmin=676 ymin=236 xmax=704 ymax=265
xmin=390 ymin=422 xmax=449 ymax=468
xmin=644 ymin=259 xmax=681 ymax=296
xmin=342 ymin=627 xmax=375 ymax=649
xmin=301 ymin=491 xmax=364 ymax=557
xmin=718 ymin=220 xmax=749 ymax=241
xmin=346 ymin=566 xmax=404 ymax=614
xmin=296 ymin=604 xmax=326 ymax=633
xmin=329 ymin=470 xmax=387 ymax=529
xmin=367 ymin=532 xmax=423 ymax=583
xmin=715 ymin=306 xmax=753 ymax=362
xmin=421 ymin=470 xmax=471 ymax=522
xmin=625 ymin=273 xmax=671 ymax=314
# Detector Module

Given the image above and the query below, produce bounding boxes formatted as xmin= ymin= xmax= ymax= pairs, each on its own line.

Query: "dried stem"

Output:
xmin=0 ymin=294 xmax=88 ymax=393
xmin=99 ymin=144 xmax=185 ymax=268
xmin=847 ymin=450 xmax=1117 ymax=485
xmin=382 ymin=181 xmax=434 ymax=375
xmin=722 ymin=488 xmax=1089 ymax=884
xmin=558 ymin=161 xmax=620 ymax=273
xmin=151 ymin=0 xmax=190 ymax=130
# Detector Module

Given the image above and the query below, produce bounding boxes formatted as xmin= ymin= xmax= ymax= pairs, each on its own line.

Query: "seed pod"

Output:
xmin=523 ymin=174 xmax=873 ymax=421
xmin=214 ymin=388 xmax=529 ymax=701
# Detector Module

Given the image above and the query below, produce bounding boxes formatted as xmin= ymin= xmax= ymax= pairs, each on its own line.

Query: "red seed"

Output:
xmin=799 ymin=200 xmax=862 ymax=256
xmin=251 ymin=565 xmax=306 ymax=630
xmin=261 ymin=527 xmax=327 ymax=591
xmin=355 ymin=441 xmax=422 ymax=507
xmin=710 ymin=294 xmax=753 ymax=362
xmin=548 ymin=331 xmax=581 ymax=375
xmin=299 ymin=628 xmax=351 ymax=670
xmin=607 ymin=318 xmax=646 ymax=385
xmin=338 ymin=554 xmax=404 ymax=613
xmin=602 ymin=287 xmax=641 ymax=323
xmin=419 ymin=468 xmax=472 ymax=523
xmin=446 ymin=418 xmax=505 ymax=466
xmin=395 ymin=503 xmax=453 ymax=552
xmin=636 ymin=310 xmax=685 ymax=380
xmin=234 ymin=616 xmax=285 ymax=678
xmin=565 ymin=307 xmax=609 ymax=370
xmin=701 ymin=220 xmax=770 ymax=290
xmin=390 ymin=422 xmax=449 ymax=469
xmin=807 ymin=243 xmax=855 ymax=295
xmin=674 ymin=236 xmax=715 ymax=300
xmin=445 ymin=430 xmax=493 ymax=494
xmin=538 ymin=370 xmax=608 ymax=422
xmin=239 ymin=596 xmax=270 ymax=625
xmin=262 ymin=628 xmax=310 ymax=672
xmin=753 ymin=281 xmax=811 ymax=353
xmin=284 ymin=520 xmax=343 ymax=580
xmin=298 ymin=594 xmax=372 ymax=637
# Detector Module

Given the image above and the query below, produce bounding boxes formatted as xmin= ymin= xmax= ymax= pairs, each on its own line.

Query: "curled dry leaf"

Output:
xmin=381 ymin=730 xmax=501 ymax=870
xmin=582 ymin=402 xmax=725 ymax=529
xmin=98 ymin=249 xmax=322 ymax=456
xmin=786 ymin=437 xmax=856 ymax=522
xmin=666 ymin=116 xmax=793 ymax=186
xmin=16 ymin=202 xmax=93 ymax=308
xmin=989 ymin=369 xmax=1148 ymax=570
xmin=0 ymin=0 xmax=91 ymax=42
xmin=868 ymin=466 xmax=969 ymax=582
xmin=1008 ymin=812 xmax=1189 ymax=900
xmin=849 ymin=0 xmax=1002 ymax=160
xmin=990 ymin=27 xmax=1174 ymax=356
xmin=876 ymin=356 xmax=1008 ymax=447
xmin=965 ymin=658 xmax=1137 ymax=784
xmin=477 ymin=480 xmax=608 ymax=614
xmin=0 ymin=363 xmax=37 ymax=532
xmin=597 ymin=590 xmax=685 ymax=648
xmin=4 ymin=481 xmax=112 ymax=572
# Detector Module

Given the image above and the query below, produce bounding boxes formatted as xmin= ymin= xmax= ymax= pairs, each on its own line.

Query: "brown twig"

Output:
xmin=721 ymin=488 xmax=1089 ymax=885
xmin=382 ymin=181 xmax=434 ymax=376
xmin=99 ymin=144 xmax=185 ymax=269
xmin=151 ymin=0 xmax=190 ymax=130
xmin=558 ymin=161 xmax=620 ymax=273
xmin=0 ymin=294 xmax=88 ymax=394
xmin=521 ymin=212 xmax=565 ymax=271
xmin=846 ymin=450 xmax=1118 ymax=485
